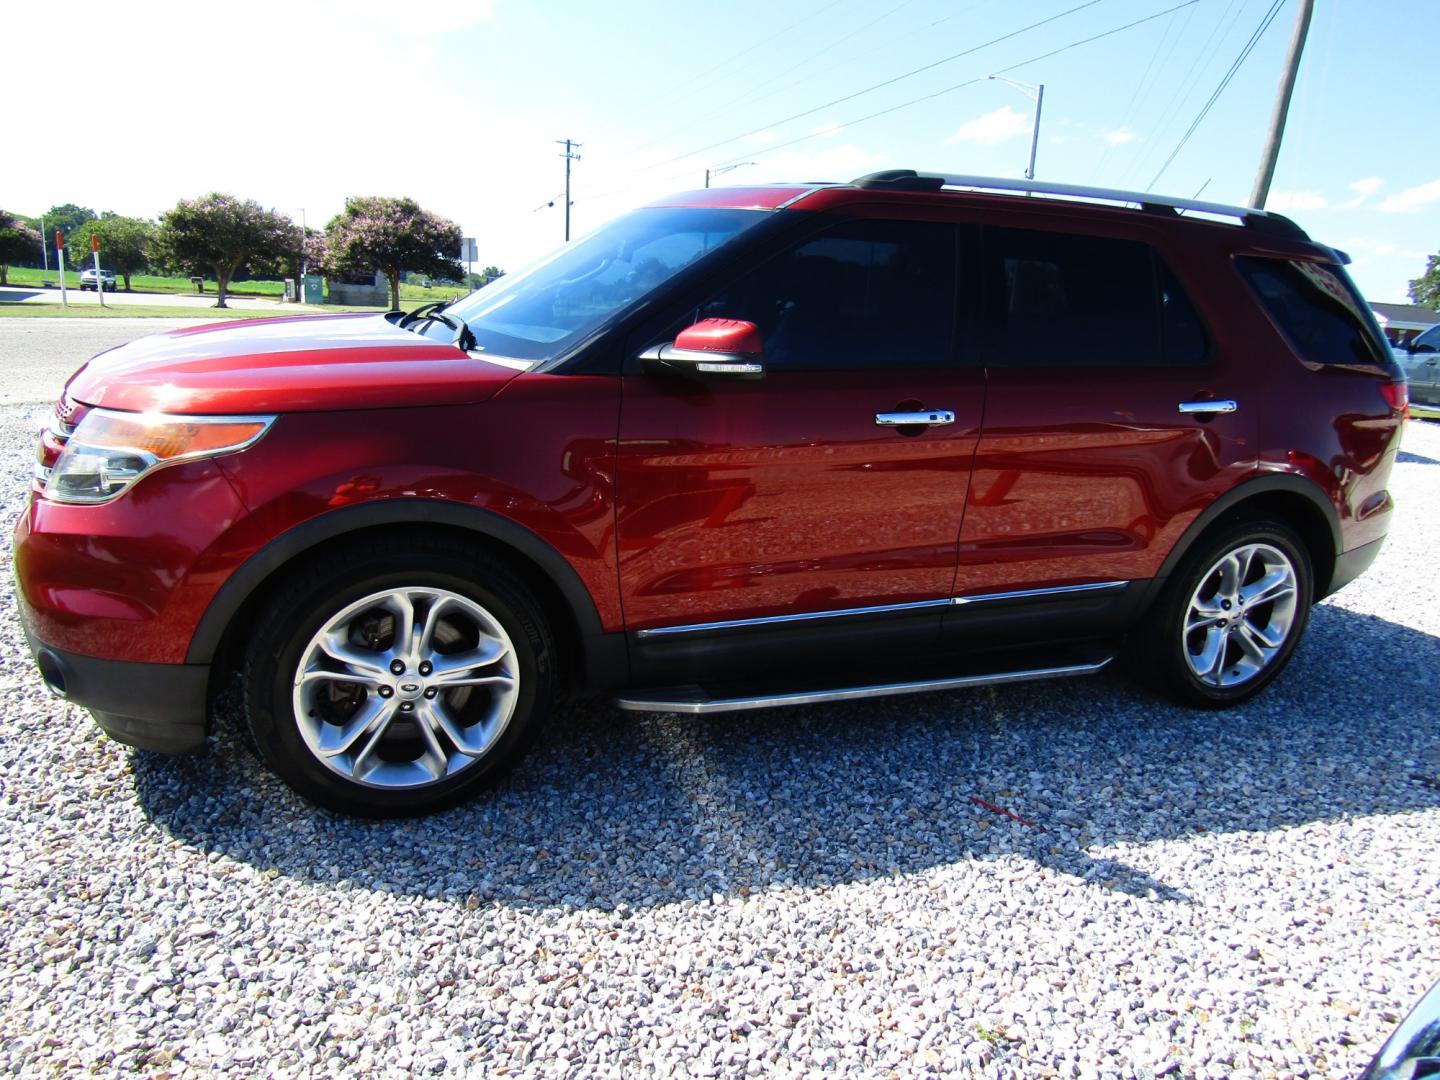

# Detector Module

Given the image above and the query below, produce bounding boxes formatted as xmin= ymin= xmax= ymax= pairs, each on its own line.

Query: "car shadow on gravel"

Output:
xmin=130 ymin=602 xmax=1440 ymax=913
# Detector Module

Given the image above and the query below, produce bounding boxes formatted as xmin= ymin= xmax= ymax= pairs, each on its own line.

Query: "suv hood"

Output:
xmin=65 ymin=313 xmax=526 ymax=415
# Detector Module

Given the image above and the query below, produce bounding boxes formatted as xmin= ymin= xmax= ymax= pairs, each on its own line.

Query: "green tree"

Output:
xmin=1410 ymin=254 xmax=1440 ymax=311
xmin=67 ymin=215 xmax=156 ymax=291
xmin=325 ymin=196 xmax=463 ymax=310
xmin=0 ymin=211 xmax=42 ymax=285
xmin=39 ymin=204 xmax=97 ymax=267
xmin=154 ymin=194 xmax=292 ymax=308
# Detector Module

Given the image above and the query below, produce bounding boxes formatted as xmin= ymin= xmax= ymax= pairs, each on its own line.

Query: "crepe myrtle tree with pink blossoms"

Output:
xmin=154 ymin=194 xmax=294 ymax=308
xmin=0 ymin=211 xmax=41 ymax=286
xmin=324 ymin=196 xmax=464 ymax=311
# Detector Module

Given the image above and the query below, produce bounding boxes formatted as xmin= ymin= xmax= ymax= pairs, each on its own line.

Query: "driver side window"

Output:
xmin=701 ymin=219 xmax=959 ymax=371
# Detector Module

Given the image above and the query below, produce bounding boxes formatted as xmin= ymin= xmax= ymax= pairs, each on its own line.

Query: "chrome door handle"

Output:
xmin=1177 ymin=399 xmax=1238 ymax=415
xmin=875 ymin=409 xmax=955 ymax=427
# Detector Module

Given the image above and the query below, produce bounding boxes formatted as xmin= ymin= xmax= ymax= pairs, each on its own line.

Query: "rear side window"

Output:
xmin=981 ymin=228 xmax=1206 ymax=366
xmin=1236 ymin=257 xmax=1389 ymax=367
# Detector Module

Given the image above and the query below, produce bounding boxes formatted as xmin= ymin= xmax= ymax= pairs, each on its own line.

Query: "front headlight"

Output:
xmin=45 ymin=409 xmax=275 ymax=504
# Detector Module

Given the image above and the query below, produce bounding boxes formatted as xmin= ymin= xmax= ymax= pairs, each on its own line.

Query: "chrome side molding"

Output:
xmin=635 ymin=581 xmax=1131 ymax=640
xmin=613 ymin=658 xmax=1114 ymax=715
xmin=635 ymin=598 xmax=952 ymax=640
xmin=951 ymin=580 xmax=1129 ymax=606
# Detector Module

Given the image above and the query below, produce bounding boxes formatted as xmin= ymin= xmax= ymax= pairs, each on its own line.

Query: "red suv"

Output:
xmin=15 ymin=172 xmax=1406 ymax=816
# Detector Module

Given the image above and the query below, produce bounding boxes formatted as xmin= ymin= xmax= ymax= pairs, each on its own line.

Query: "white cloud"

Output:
xmin=1379 ymin=179 xmax=1440 ymax=213
xmin=944 ymin=105 xmax=1032 ymax=146
xmin=811 ymin=122 xmax=844 ymax=138
xmin=1350 ymin=177 xmax=1385 ymax=197
xmin=1267 ymin=191 xmax=1329 ymax=212
xmin=1104 ymin=129 xmax=1138 ymax=146
xmin=741 ymin=131 xmax=780 ymax=146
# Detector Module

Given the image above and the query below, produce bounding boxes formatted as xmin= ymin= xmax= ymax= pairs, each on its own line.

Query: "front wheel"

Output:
xmin=1137 ymin=519 xmax=1313 ymax=708
xmin=243 ymin=537 xmax=554 ymax=816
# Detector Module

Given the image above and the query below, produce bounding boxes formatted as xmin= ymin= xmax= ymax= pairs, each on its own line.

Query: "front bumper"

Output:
xmin=24 ymin=626 xmax=210 ymax=754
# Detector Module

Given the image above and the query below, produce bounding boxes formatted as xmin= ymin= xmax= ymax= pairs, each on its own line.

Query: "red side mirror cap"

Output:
xmin=674 ymin=318 xmax=763 ymax=357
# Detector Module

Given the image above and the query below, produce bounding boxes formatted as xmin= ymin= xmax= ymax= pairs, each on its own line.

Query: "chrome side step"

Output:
xmin=612 ymin=657 xmax=1113 ymax=715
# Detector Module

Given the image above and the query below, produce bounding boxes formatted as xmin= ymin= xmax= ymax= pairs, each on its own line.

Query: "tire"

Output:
xmin=243 ymin=535 xmax=554 ymax=816
xmin=1136 ymin=518 xmax=1313 ymax=708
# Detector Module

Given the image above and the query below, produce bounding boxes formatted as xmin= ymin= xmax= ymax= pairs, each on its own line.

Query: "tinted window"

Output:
xmin=1158 ymin=260 xmax=1208 ymax=364
xmin=441 ymin=207 xmax=766 ymax=362
xmin=983 ymin=228 xmax=1187 ymax=366
xmin=700 ymin=219 xmax=957 ymax=370
xmin=1236 ymin=257 xmax=1388 ymax=366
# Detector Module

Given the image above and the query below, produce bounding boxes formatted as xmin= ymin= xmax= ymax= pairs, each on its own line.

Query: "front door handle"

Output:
xmin=875 ymin=409 xmax=956 ymax=427
xmin=1177 ymin=399 xmax=1238 ymax=415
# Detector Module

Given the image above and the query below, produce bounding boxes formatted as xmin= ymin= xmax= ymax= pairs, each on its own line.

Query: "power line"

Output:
xmin=634 ymin=0 xmax=1108 ymax=176
xmin=573 ymin=0 xmax=1200 ymax=212
xmin=625 ymin=0 xmax=858 ymax=156
xmin=1091 ymin=1 xmax=1193 ymax=181
xmin=1118 ymin=0 xmax=1250 ymax=187
xmin=1147 ymin=0 xmax=1285 ymax=190
xmin=708 ymin=0 xmax=1201 ymax=170
xmin=630 ymin=0 xmax=926 ymax=160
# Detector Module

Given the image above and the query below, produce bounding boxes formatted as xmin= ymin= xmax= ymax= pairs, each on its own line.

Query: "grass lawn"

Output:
xmin=3 ymin=266 xmax=469 ymax=303
xmin=0 ymin=298 xmax=435 ymax=319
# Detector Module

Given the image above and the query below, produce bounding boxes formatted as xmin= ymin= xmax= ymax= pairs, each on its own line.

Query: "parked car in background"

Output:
xmin=1395 ymin=323 xmax=1440 ymax=405
xmin=14 ymin=171 xmax=1406 ymax=816
xmin=78 ymin=268 xmax=116 ymax=292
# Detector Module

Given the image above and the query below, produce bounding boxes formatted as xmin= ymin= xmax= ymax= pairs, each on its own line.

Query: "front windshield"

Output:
xmin=437 ymin=207 xmax=768 ymax=362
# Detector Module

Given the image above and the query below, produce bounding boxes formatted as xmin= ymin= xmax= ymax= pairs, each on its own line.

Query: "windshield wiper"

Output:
xmin=384 ymin=301 xmax=474 ymax=350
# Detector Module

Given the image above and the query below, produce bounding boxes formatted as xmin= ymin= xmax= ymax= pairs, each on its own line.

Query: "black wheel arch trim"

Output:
xmin=186 ymin=499 xmax=613 ymax=673
xmin=1151 ymin=472 xmax=1341 ymax=599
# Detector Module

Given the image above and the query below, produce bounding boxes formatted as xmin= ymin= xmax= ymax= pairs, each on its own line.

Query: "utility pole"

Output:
xmin=556 ymin=139 xmax=582 ymax=242
xmin=1249 ymin=0 xmax=1314 ymax=209
xmin=705 ymin=162 xmax=756 ymax=188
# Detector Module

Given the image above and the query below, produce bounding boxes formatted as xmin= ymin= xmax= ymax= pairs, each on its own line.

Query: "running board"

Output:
xmin=612 ymin=657 xmax=1113 ymax=715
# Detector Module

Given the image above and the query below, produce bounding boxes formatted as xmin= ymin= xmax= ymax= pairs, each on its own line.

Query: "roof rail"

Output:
xmin=849 ymin=171 xmax=1309 ymax=240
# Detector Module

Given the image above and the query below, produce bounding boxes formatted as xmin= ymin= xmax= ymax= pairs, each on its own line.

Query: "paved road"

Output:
xmin=0 ymin=283 xmax=320 ymax=313
xmin=0 ymin=318 xmax=215 ymax=406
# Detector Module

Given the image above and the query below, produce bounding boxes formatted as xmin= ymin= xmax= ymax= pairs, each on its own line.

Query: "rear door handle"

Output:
xmin=875 ymin=410 xmax=955 ymax=427
xmin=1177 ymin=399 xmax=1238 ymax=415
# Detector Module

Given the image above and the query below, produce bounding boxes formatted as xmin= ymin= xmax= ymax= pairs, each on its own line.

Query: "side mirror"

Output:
xmin=639 ymin=318 xmax=765 ymax=380
xmin=1414 ymin=342 xmax=1437 ymax=354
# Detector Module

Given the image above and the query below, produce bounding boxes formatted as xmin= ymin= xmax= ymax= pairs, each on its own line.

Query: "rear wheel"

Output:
xmin=243 ymin=537 xmax=553 ymax=816
xmin=1138 ymin=519 xmax=1313 ymax=707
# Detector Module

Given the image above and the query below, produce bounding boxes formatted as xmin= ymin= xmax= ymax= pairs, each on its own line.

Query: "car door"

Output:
xmin=945 ymin=221 xmax=1257 ymax=644
xmin=616 ymin=214 xmax=986 ymax=682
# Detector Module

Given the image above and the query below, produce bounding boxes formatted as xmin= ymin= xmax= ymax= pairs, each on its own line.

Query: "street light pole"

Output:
xmin=987 ymin=75 xmax=1045 ymax=180
xmin=705 ymin=162 xmax=756 ymax=188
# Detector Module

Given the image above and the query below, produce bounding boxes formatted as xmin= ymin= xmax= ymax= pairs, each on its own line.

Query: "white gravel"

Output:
xmin=0 ymin=324 xmax=1436 ymax=1078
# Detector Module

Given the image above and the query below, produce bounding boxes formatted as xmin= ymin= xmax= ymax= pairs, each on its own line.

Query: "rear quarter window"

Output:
xmin=1236 ymin=256 xmax=1392 ymax=368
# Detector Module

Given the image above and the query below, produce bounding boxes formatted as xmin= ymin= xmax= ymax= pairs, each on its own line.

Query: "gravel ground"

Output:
xmin=0 ymin=325 xmax=1437 ymax=1077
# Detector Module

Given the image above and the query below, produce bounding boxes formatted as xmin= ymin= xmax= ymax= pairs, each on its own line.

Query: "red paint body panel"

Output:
xmin=14 ymin=460 xmax=256 ymax=663
xmin=616 ymin=369 xmax=985 ymax=630
xmin=215 ymin=374 xmax=625 ymax=629
xmin=64 ymin=313 xmax=520 ymax=415
xmin=16 ymin=374 xmax=625 ymax=661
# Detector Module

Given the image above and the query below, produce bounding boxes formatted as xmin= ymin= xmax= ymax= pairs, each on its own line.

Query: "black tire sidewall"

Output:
xmin=1144 ymin=519 xmax=1313 ymax=708
xmin=244 ymin=545 xmax=551 ymax=817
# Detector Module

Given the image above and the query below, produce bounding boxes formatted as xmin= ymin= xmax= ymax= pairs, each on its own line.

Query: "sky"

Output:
xmin=6 ymin=0 xmax=1437 ymax=302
